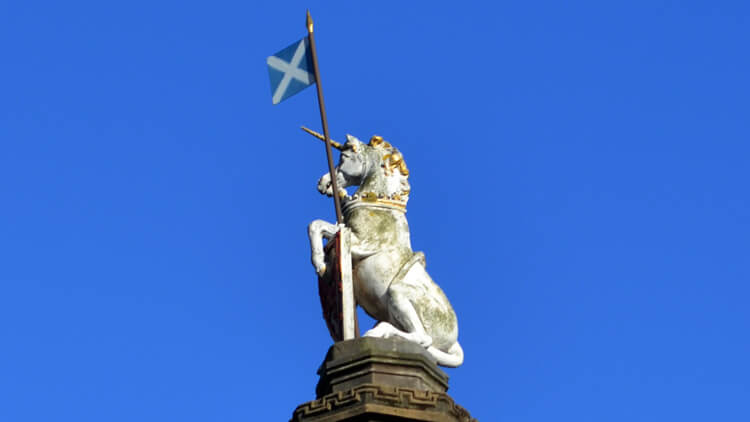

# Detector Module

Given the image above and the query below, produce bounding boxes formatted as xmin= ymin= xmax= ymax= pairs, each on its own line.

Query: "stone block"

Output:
xmin=291 ymin=338 xmax=475 ymax=422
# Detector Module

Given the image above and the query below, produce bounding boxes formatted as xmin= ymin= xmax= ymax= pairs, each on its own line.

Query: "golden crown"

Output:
xmin=341 ymin=191 xmax=409 ymax=214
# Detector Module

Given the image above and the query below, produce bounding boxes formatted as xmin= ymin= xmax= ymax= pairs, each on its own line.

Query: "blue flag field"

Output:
xmin=267 ymin=37 xmax=315 ymax=105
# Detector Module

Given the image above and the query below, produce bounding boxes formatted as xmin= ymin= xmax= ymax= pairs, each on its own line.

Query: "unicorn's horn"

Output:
xmin=301 ymin=126 xmax=344 ymax=151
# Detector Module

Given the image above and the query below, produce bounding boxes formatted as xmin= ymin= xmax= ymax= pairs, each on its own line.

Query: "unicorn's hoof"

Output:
xmin=364 ymin=322 xmax=391 ymax=338
xmin=312 ymin=252 xmax=326 ymax=276
xmin=415 ymin=334 xmax=433 ymax=348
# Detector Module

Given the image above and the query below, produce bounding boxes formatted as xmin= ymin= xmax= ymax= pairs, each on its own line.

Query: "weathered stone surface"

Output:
xmin=291 ymin=338 xmax=476 ymax=422
xmin=307 ymin=133 xmax=464 ymax=367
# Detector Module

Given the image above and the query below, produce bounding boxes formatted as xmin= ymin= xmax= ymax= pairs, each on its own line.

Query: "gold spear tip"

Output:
xmin=306 ymin=10 xmax=313 ymax=33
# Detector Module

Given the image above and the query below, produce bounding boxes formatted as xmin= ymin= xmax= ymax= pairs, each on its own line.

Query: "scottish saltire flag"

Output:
xmin=267 ymin=37 xmax=315 ymax=105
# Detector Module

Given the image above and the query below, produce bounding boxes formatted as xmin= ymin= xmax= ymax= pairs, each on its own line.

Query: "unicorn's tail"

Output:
xmin=427 ymin=341 xmax=464 ymax=368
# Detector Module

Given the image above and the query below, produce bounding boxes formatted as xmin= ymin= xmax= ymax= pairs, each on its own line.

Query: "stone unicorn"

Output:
xmin=308 ymin=133 xmax=464 ymax=367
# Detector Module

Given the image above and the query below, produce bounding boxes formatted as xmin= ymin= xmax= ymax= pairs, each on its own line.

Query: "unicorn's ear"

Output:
xmin=345 ymin=134 xmax=362 ymax=144
xmin=345 ymin=134 xmax=363 ymax=152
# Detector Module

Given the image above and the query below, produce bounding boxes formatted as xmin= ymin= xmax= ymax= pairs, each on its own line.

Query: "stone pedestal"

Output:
xmin=291 ymin=337 xmax=476 ymax=422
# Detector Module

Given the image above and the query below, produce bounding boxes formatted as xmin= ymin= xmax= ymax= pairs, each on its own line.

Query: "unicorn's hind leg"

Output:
xmin=363 ymin=281 xmax=433 ymax=348
xmin=387 ymin=281 xmax=434 ymax=347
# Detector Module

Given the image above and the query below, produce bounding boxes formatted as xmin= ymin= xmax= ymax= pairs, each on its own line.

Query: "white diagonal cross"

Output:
xmin=267 ymin=40 xmax=314 ymax=104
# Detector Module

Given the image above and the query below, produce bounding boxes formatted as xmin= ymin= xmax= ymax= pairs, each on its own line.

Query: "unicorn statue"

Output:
xmin=307 ymin=130 xmax=464 ymax=367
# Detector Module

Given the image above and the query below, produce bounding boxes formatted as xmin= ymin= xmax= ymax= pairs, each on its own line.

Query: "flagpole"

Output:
xmin=306 ymin=10 xmax=344 ymax=225
xmin=306 ymin=10 xmax=360 ymax=339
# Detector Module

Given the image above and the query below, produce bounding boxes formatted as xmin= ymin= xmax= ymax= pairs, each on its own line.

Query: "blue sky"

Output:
xmin=1 ymin=1 xmax=748 ymax=421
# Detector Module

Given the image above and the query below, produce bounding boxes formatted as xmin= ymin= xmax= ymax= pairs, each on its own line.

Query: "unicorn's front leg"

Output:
xmin=317 ymin=171 xmax=348 ymax=198
xmin=317 ymin=173 xmax=334 ymax=196
xmin=308 ymin=219 xmax=339 ymax=276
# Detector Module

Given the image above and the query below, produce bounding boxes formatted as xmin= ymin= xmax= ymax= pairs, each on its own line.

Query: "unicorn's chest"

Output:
xmin=346 ymin=209 xmax=410 ymax=246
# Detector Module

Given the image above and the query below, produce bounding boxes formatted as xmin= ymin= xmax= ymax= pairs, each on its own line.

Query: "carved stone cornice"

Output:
xmin=291 ymin=383 xmax=476 ymax=422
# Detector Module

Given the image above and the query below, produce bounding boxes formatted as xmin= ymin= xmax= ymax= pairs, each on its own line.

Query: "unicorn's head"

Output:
xmin=317 ymin=134 xmax=411 ymax=212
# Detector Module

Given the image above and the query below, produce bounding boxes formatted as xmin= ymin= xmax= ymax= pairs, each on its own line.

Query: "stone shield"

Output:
xmin=317 ymin=231 xmax=344 ymax=342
